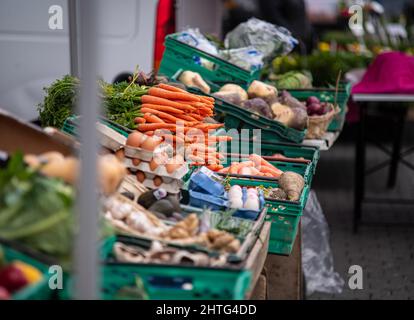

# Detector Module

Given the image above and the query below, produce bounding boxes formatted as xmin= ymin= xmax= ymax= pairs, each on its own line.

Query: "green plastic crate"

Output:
xmin=182 ymin=86 xmax=306 ymax=144
xmin=286 ymin=82 xmax=351 ymax=132
xmin=1 ymin=244 xmax=51 ymax=300
xmin=223 ymin=154 xmax=313 ymax=186
xmin=227 ymin=177 xmax=309 ymax=255
xmin=100 ymin=236 xmax=252 ymax=300
xmin=159 ymin=33 xmax=261 ymax=90
xmin=224 ymin=139 xmax=320 ymax=184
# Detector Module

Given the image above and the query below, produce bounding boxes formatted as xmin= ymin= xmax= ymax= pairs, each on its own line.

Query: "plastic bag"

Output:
xmin=220 ymin=46 xmax=264 ymax=71
xmin=176 ymin=28 xmax=218 ymax=56
xmin=224 ymin=18 xmax=298 ymax=62
xmin=301 ymin=190 xmax=344 ymax=296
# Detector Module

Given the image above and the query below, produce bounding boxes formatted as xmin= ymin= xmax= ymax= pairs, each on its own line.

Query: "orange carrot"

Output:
xmin=141 ymin=107 xmax=183 ymax=124
xmin=188 ymin=113 xmax=204 ymax=121
xmin=141 ymin=95 xmax=195 ymax=111
xmin=134 ymin=117 xmax=146 ymax=124
xmin=175 ymin=114 xmax=199 ymax=122
xmin=149 ymin=87 xmax=200 ymax=102
xmin=145 ymin=131 xmax=154 ymax=136
xmin=207 ymin=164 xmax=223 ymax=171
xmin=158 ymin=83 xmax=188 ymax=93
xmin=155 ymin=133 xmax=185 ymax=144
xmin=137 ymin=123 xmax=177 ymax=132
xmin=249 ymin=154 xmax=284 ymax=176
xmin=218 ymin=167 xmax=230 ymax=174
xmin=195 ymin=123 xmax=224 ymax=130
xmin=141 ymin=103 xmax=184 ymax=114
xmin=144 ymin=113 xmax=164 ymax=123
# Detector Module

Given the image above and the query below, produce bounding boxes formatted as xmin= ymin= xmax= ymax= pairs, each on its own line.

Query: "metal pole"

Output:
xmin=73 ymin=0 xmax=100 ymax=299
xmin=68 ymin=0 xmax=79 ymax=77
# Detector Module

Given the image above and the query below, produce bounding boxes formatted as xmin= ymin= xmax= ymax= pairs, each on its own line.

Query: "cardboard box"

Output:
xmin=0 ymin=108 xmax=75 ymax=155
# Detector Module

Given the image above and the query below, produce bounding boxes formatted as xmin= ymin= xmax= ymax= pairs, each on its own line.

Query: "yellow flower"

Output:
xmin=318 ymin=42 xmax=330 ymax=52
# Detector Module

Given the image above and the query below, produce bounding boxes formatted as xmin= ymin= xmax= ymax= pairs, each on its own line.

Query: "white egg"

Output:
xmin=228 ymin=185 xmax=242 ymax=198
xmin=243 ymin=196 xmax=259 ymax=211
xmin=247 ymin=188 xmax=258 ymax=195
xmin=229 ymin=196 xmax=243 ymax=209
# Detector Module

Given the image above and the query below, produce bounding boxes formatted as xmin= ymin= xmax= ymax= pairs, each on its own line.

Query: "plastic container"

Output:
xmin=188 ymin=190 xmax=228 ymax=211
xmin=226 ymin=177 xmax=309 ymax=255
xmin=225 ymin=139 xmax=320 ymax=181
xmin=286 ymin=82 xmax=351 ymax=132
xmin=100 ymin=236 xmax=252 ymax=300
xmin=183 ymin=86 xmax=306 ymax=143
xmin=159 ymin=33 xmax=261 ymax=90
xmin=2 ymin=244 xmax=51 ymax=300
xmin=222 ymin=153 xmax=313 ymax=186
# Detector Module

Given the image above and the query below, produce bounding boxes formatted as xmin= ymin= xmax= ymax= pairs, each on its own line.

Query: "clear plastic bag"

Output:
xmin=301 ymin=190 xmax=344 ymax=296
xmin=176 ymin=28 xmax=218 ymax=56
xmin=224 ymin=18 xmax=298 ymax=62
xmin=219 ymin=46 xmax=264 ymax=71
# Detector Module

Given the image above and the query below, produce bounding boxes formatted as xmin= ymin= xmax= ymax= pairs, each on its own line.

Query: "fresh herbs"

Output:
xmin=210 ymin=209 xmax=253 ymax=239
xmin=38 ymin=72 xmax=150 ymax=130
xmin=100 ymin=78 xmax=148 ymax=129
xmin=37 ymin=75 xmax=79 ymax=129
xmin=0 ymin=153 xmax=74 ymax=263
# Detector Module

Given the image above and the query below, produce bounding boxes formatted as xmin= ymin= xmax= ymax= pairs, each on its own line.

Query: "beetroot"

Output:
xmin=0 ymin=265 xmax=28 ymax=293
xmin=307 ymin=103 xmax=322 ymax=116
xmin=306 ymin=96 xmax=320 ymax=105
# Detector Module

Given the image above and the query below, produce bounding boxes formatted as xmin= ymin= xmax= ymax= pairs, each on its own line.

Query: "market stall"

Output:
xmin=0 ymin=11 xmax=353 ymax=301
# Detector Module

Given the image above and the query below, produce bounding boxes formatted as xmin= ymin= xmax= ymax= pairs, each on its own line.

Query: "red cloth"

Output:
xmin=352 ymin=51 xmax=414 ymax=94
xmin=153 ymin=0 xmax=175 ymax=70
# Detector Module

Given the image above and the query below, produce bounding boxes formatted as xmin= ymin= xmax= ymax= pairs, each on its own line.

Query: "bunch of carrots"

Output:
xmin=217 ymin=154 xmax=284 ymax=178
xmin=133 ymin=83 xmax=230 ymax=171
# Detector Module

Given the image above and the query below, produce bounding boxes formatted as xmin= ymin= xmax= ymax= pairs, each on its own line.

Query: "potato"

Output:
xmin=219 ymin=84 xmax=248 ymax=101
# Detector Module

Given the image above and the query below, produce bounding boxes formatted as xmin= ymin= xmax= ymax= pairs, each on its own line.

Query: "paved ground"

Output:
xmin=309 ymin=123 xmax=414 ymax=300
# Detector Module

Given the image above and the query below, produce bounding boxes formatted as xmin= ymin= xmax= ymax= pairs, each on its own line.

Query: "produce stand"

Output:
xmin=352 ymin=94 xmax=414 ymax=232
xmin=0 ymin=7 xmax=355 ymax=302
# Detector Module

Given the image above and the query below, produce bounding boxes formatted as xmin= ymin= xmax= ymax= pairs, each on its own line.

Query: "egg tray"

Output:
xmin=124 ymin=158 xmax=189 ymax=181
xmin=97 ymin=122 xmax=126 ymax=151
xmin=126 ymin=173 xmax=182 ymax=194
xmin=97 ymin=123 xmax=167 ymax=162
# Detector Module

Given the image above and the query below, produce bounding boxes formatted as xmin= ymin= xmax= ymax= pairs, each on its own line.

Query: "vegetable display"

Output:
xmin=217 ymin=154 xmax=283 ymax=178
xmin=0 ymin=153 xmax=74 ymax=262
xmin=180 ymin=72 xmax=309 ymax=131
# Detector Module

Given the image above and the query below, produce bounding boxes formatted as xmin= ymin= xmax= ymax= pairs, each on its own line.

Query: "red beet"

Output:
xmin=306 ymin=96 xmax=320 ymax=106
xmin=0 ymin=286 xmax=10 ymax=300
xmin=0 ymin=265 xmax=28 ymax=293
xmin=307 ymin=103 xmax=322 ymax=116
